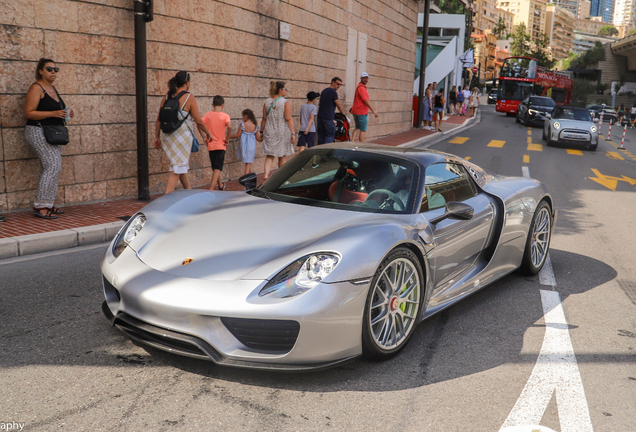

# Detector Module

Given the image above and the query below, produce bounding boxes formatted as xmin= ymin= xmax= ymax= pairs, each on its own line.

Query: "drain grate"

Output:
xmin=617 ymin=279 xmax=636 ymax=306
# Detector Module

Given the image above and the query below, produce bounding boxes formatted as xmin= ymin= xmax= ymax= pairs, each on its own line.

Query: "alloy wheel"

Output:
xmin=531 ymin=207 xmax=551 ymax=268
xmin=368 ymin=258 xmax=421 ymax=350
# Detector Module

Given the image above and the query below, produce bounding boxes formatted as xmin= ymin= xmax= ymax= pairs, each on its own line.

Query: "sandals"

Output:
xmin=51 ymin=207 xmax=65 ymax=215
xmin=33 ymin=208 xmax=58 ymax=219
xmin=0 ymin=215 xmax=6 ymax=222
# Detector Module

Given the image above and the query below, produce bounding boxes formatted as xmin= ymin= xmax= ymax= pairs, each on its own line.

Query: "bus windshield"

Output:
xmin=499 ymin=81 xmax=533 ymax=101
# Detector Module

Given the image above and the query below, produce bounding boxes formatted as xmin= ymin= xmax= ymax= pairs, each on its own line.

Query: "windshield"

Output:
xmin=499 ymin=80 xmax=533 ymax=101
xmin=552 ymin=107 xmax=592 ymax=122
xmin=529 ymin=97 xmax=556 ymax=107
xmin=255 ymin=149 xmax=419 ymax=214
xmin=500 ymin=58 xmax=537 ymax=79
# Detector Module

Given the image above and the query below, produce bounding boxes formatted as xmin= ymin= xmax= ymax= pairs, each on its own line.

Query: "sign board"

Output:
xmin=279 ymin=22 xmax=290 ymax=40
xmin=472 ymin=67 xmax=478 ymax=73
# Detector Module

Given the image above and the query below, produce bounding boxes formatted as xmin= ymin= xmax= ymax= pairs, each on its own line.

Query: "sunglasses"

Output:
xmin=45 ymin=67 xmax=60 ymax=73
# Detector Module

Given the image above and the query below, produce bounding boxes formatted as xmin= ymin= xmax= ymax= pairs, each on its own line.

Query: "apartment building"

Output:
xmin=496 ymin=7 xmax=516 ymax=36
xmin=613 ymin=0 xmax=636 ymax=36
xmin=575 ymin=15 xmax=608 ymax=33
xmin=550 ymin=0 xmax=580 ymax=17
xmin=546 ymin=5 xmax=576 ymax=60
xmin=497 ymin=0 xmax=547 ymax=39
xmin=579 ymin=0 xmax=591 ymax=18
xmin=590 ymin=0 xmax=615 ymax=23
xmin=474 ymin=0 xmax=500 ymax=32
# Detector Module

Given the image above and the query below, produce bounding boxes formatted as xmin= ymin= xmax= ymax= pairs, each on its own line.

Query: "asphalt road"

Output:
xmin=1 ymin=105 xmax=635 ymax=432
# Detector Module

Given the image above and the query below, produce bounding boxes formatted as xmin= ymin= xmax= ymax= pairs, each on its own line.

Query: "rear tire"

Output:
xmin=519 ymin=201 xmax=552 ymax=275
xmin=515 ymin=113 xmax=520 ymax=123
xmin=362 ymin=248 xmax=424 ymax=360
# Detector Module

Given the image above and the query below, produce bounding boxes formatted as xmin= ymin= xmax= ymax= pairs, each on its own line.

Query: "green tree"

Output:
xmin=628 ymin=29 xmax=636 ymax=36
xmin=510 ymin=23 xmax=531 ymax=56
xmin=439 ymin=0 xmax=465 ymax=14
xmin=569 ymin=41 xmax=606 ymax=69
xmin=493 ymin=17 xmax=507 ymax=38
xmin=510 ymin=25 xmax=556 ymax=68
xmin=598 ymin=25 xmax=619 ymax=36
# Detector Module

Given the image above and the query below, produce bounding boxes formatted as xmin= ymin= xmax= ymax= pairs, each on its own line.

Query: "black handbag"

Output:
xmin=42 ymin=124 xmax=69 ymax=145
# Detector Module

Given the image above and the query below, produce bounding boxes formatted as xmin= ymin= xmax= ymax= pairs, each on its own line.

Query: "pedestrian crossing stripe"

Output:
xmin=527 ymin=144 xmax=543 ymax=151
xmin=449 ymin=137 xmax=469 ymax=144
xmin=566 ymin=149 xmax=583 ymax=155
xmin=606 ymin=151 xmax=624 ymax=160
xmin=523 ymin=155 xmax=530 ymax=163
xmin=487 ymin=140 xmax=505 ymax=147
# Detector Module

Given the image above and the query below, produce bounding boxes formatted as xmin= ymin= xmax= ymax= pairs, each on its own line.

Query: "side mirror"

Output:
xmin=545 ymin=114 xmax=552 ymax=119
xmin=238 ymin=173 xmax=257 ymax=191
xmin=429 ymin=201 xmax=474 ymax=225
xmin=593 ymin=118 xmax=599 ymax=124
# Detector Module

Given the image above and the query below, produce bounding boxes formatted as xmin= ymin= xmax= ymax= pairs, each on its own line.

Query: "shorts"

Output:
xmin=433 ymin=107 xmax=443 ymax=113
xmin=297 ymin=131 xmax=316 ymax=147
xmin=208 ymin=150 xmax=226 ymax=171
xmin=631 ymin=114 xmax=636 ymax=120
xmin=352 ymin=114 xmax=369 ymax=131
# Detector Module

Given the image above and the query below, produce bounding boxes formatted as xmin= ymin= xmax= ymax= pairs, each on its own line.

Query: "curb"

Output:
xmin=0 ymin=221 xmax=124 ymax=259
xmin=398 ymin=110 xmax=482 ymax=149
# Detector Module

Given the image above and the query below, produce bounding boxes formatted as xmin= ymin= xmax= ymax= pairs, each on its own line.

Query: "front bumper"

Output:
xmin=549 ymin=127 xmax=598 ymax=146
xmin=101 ymin=248 xmax=370 ymax=370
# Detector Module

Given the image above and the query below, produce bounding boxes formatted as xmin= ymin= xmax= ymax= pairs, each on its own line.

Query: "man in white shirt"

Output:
xmin=462 ymin=86 xmax=471 ymax=115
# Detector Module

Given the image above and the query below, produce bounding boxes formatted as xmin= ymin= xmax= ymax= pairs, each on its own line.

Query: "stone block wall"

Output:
xmin=0 ymin=0 xmax=418 ymax=211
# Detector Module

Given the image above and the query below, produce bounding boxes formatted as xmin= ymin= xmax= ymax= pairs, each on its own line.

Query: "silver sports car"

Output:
xmin=101 ymin=143 xmax=555 ymax=370
xmin=543 ymin=105 xmax=599 ymax=151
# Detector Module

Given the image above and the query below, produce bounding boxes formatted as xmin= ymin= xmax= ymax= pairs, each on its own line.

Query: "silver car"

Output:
xmin=101 ymin=144 xmax=555 ymax=370
xmin=543 ymin=106 xmax=599 ymax=151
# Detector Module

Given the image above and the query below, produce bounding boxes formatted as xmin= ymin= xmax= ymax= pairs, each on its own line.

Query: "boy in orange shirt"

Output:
xmin=202 ymin=95 xmax=232 ymax=190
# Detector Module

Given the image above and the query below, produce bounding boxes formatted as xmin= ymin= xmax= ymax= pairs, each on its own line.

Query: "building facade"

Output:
xmin=474 ymin=0 xmax=499 ymax=32
xmin=497 ymin=0 xmax=547 ymax=39
xmin=546 ymin=5 xmax=576 ymax=61
xmin=0 ymin=0 xmax=419 ymax=211
xmin=613 ymin=0 xmax=636 ymax=37
xmin=496 ymin=7 xmax=515 ymax=36
xmin=590 ymin=0 xmax=615 ymax=22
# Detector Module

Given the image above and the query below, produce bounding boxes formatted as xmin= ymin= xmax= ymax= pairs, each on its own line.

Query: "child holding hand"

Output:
xmin=229 ymin=109 xmax=262 ymax=175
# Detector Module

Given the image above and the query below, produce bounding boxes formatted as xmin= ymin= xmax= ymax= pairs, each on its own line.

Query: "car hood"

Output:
xmin=529 ymin=105 xmax=554 ymax=112
xmin=551 ymin=119 xmax=594 ymax=129
xmin=135 ymin=191 xmax=382 ymax=281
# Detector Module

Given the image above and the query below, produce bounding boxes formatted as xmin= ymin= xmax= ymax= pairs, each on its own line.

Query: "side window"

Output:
xmin=420 ymin=163 xmax=478 ymax=212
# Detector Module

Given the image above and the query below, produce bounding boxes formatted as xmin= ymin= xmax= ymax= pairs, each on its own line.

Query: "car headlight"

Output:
xmin=591 ymin=125 xmax=597 ymax=133
xmin=259 ymin=253 xmax=341 ymax=298
xmin=553 ymin=122 xmax=560 ymax=129
xmin=528 ymin=109 xmax=539 ymax=115
xmin=112 ymin=213 xmax=146 ymax=258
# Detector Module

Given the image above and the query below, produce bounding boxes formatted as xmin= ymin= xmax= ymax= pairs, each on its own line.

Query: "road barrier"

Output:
xmin=620 ymin=123 xmax=627 ymax=149
xmin=607 ymin=120 xmax=613 ymax=140
xmin=599 ymin=112 xmax=604 ymax=136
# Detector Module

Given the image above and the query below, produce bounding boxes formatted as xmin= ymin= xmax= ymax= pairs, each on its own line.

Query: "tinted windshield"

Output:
xmin=256 ymin=149 xmax=419 ymax=214
xmin=499 ymin=80 xmax=533 ymax=101
xmin=552 ymin=107 xmax=592 ymax=122
xmin=529 ymin=97 xmax=556 ymax=107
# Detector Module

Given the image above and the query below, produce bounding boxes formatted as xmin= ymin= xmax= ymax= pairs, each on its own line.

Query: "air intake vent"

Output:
xmin=221 ymin=318 xmax=300 ymax=352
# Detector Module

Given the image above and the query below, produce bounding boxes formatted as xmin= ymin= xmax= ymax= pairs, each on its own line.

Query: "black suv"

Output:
xmin=516 ymin=96 xmax=556 ymax=126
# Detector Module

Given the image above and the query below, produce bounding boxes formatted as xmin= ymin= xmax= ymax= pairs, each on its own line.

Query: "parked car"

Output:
xmin=516 ymin=96 xmax=557 ymax=126
xmin=101 ymin=144 xmax=555 ymax=370
xmin=543 ymin=106 xmax=599 ymax=151
xmin=586 ymin=104 xmax=617 ymax=123
xmin=488 ymin=89 xmax=498 ymax=104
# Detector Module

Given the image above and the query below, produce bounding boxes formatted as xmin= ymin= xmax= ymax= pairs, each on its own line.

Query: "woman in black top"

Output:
xmin=433 ymin=88 xmax=445 ymax=132
xmin=24 ymin=58 xmax=74 ymax=219
xmin=449 ymin=86 xmax=457 ymax=115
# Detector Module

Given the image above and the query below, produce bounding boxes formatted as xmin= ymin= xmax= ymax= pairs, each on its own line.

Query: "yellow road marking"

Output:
xmin=449 ymin=137 xmax=469 ymax=144
xmin=527 ymin=136 xmax=532 ymax=144
xmin=566 ymin=149 xmax=583 ymax=155
xmin=523 ymin=154 xmax=530 ymax=163
xmin=606 ymin=151 xmax=624 ymax=160
xmin=527 ymin=130 xmax=532 ymax=136
xmin=487 ymin=140 xmax=506 ymax=148
xmin=527 ymin=143 xmax=543 ymax=151
xmin=589 ymin=169 xmax=636 ymax=191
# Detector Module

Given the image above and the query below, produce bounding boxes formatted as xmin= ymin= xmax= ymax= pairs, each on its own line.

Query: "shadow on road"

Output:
xmin=1 ymin=247 xmax=617 ymax=394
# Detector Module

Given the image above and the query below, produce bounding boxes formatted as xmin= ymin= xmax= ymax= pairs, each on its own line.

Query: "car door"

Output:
xmin=518 ymin=98 xmax=528 ymax=117
xmin=419 ymin=163 xmax=496 ymax=305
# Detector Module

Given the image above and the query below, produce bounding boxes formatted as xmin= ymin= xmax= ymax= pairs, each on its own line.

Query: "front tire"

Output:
xmin=362 ymin=248 xmax=424 ymax=360
xmin=519 ymin=201 xmax=552 ymax=275
xmin=589 ymin=143 xmax=598 ymax=151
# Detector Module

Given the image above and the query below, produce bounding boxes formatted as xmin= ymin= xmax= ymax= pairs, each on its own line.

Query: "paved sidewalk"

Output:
xmin=0 ymin=112 xmax=477 ymax=259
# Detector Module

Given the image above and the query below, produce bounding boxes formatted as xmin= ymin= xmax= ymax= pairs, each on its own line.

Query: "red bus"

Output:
xmin=496 ymin=56 xmax=573 ymax=116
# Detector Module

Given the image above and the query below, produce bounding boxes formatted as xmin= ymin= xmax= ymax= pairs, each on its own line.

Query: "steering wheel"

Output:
xmin=365 ymin=189 xmax=405 ymax=211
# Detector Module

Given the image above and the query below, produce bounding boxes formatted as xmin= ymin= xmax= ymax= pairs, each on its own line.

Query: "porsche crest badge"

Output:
xmin=182 ymin=258 xmax=194 ymax=266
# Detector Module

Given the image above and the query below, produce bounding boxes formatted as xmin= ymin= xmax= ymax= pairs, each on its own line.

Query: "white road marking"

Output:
xmin=538 ymin=254 xmax=556 ymax=288
xmin=500 ymin=290 xmax=593 ymax=432
xmin=501 ymin=166 xmax=593 ymax=431
xmin=522 ymin=166 xmax=530 ymax=178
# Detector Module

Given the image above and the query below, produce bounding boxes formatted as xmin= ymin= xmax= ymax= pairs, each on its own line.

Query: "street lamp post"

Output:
xmin=416 ymin=0 xmax=431 ymax=129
